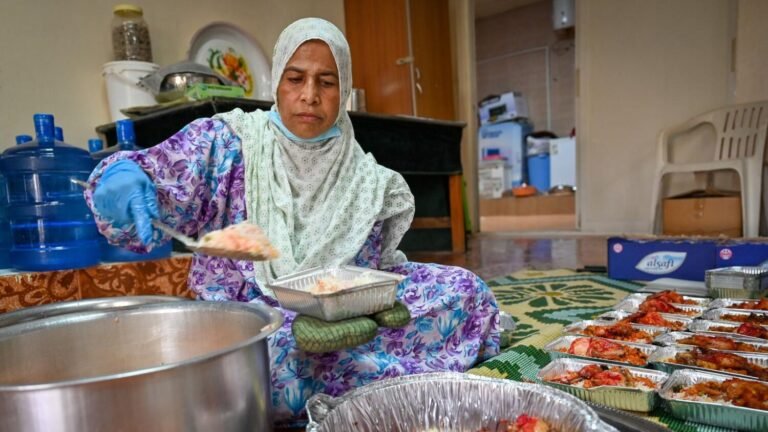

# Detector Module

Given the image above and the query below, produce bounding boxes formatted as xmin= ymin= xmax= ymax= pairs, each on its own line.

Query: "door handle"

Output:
xmin=395 ymin=56 xmax=414 ymax=65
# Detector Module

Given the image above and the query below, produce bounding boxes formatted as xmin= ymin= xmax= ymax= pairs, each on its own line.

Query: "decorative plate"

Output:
xmin=188 ymin=22 xmax=272 ymax=101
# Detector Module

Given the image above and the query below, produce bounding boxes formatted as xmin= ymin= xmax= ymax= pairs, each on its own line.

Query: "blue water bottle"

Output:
xmin=0 ymin=169 xmax=10 ymax=270
xmin=91 ymin=120 xmax=172 ymax=263
xmin=0 ymin=113 xmax=101 ymax=271
xmin=15 ymin=135 xmax=33 ymax=145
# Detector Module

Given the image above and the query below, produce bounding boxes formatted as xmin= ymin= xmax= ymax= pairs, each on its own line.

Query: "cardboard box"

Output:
xmin=478 ymin=91 xmax=529 ymax=125
xmin=479 ymin=194 xmax=575 ymax=232
xmin=716 ymin=240 xmax=768 ymax=268
xmin=608 ymin=236 xmax=768 ymax=282
xmin=608 ymin=236 xmax=718 ymax=281
xmin=480 ymin=194 xmax=575 ymax=217
xmin=662 ymin=190 xmax=742 ymax=237
xmin=478 ymin=160 xmax=506 ymax=199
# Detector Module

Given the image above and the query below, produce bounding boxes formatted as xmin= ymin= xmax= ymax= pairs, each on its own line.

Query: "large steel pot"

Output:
xmin=0 ymin=295 xmax=189 ymax=328
xmin=0 ymin=300 xmax=283 ymax=432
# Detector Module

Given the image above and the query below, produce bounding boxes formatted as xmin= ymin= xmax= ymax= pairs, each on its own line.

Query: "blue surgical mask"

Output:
xmin=268 ymin=110 xmax=341 ymax=143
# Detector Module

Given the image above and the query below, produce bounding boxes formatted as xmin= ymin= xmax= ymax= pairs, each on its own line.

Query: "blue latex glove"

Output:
xmin=92 ymin=160 xmax=159 ymax=245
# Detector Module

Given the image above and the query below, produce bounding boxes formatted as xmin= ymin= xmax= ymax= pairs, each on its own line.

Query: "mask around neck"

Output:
xmin=268 ymin=109 xmax=341 ymax=144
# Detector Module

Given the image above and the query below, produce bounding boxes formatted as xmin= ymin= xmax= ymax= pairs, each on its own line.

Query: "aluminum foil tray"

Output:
xmin=267 ymin=266 xmax=404 ymax=321
xmin=654 ymin=331 xmax=768 ymax=353
xmin=595 ymin=310 xmax=692 ymax=330
xmin=687 ymin=319 xmax=768 ymax=341
xmin=708 ymin=297 xmax=768 ymax=310
xmin=563 ymin=320 xmax=665 ymax=344
xmin=536 ymin=358 xmax=668 ymax=413
xmin=613 ymin=298 xmax=705 ymax=318
xmin=659 ymin=369 xmax=768 ymax=431
xmin=703 ymin=308 xmax=768 ymax=324
xmin=648 ymin=345 xmax=768 ymax=381
xmin=544 ymin=335 xmax=658 ymax=367
xmin=706 ymin=266 xmax=768 ymax=299
xmin=621 ymin=292 xmax=710 ymax=307
xmin=305 ymin=372 xmax=618 ymax=432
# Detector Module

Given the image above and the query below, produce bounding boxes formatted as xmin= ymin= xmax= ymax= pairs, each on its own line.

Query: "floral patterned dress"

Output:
xmin=84 ymin=118 xmax=501 ymax=424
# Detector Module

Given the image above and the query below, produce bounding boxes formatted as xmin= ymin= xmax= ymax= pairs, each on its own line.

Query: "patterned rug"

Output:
xmin=468 ymin=269 xmax=736 ymax=432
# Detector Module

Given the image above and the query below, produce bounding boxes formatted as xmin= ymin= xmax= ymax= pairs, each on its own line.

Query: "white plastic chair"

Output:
xmin=650 ymin=101 xmax=768 ymax=237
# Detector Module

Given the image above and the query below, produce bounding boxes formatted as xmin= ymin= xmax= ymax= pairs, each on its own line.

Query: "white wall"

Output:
xmin=576 ymin=0 xmax=733 ymax=233
xmin=0 ymin=0 xmax=344 ymax=150
xmin=734 ymin=0 xmax=768 ymax=103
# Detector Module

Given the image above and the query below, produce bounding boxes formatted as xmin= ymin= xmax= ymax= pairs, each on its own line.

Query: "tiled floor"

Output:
xmin=408 ymin=233 xmax=608 ymax=280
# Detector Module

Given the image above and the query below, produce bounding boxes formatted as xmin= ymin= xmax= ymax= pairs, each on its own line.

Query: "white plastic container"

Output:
xmin=102 ymin=60 xmax=159 ymax=121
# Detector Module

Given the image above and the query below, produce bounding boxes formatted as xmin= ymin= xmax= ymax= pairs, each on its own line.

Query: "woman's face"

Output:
xmin=277 ymin=40 xmax=341 ymax=139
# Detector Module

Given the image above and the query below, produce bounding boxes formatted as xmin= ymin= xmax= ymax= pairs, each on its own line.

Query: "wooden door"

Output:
xmin=344 ymin=0 xmax=455 ymax=120
xmin=344 ymin=0 xmax=414 ymax=115
xmin=410 ymin=0 xmax=455 ymax=121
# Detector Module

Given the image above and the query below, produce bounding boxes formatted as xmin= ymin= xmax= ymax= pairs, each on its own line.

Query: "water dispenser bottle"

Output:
xmin=15 ymin=135 xmax=32 ymax=145
xmin=0 ymin=113 xmax=101 ymax=271
xmin=0 ymin=172 xmax=10 ymax=270
xmin=90 ymin=120 xmax=172 ymax=262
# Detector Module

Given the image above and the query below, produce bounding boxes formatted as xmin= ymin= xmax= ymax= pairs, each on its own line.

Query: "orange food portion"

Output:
xmin=199 ymin=223 xmax=279 ymax=259
xmin=720 ymin=312 xmax=768 ymax=324
xmin=580 ymin=322 xmax=656 ymax=343
xmin=638 ymin=298 xmax=695 ymax=315
xmin=735 ymin=322 xmax=768 ymax=339
xmin=709 ymin=322 xmax=768 ymax=340
xmin=677 ymin=334 xmax=768 ymax=353
xmin=620 ymin=311 xmax=685 ymax=330
xmin=670 ymin=348 xmax=768 ymax=380
xmin=564 ymin=337 xmax=648 ymax=366
xmin=732 ymin=298 xmax=768 ymax=311
xmin=646 ymin=290 xmax=699 ymax=305
xmin=476 ymin=414 xmax=550 ymax=432
xmin=548 ymin=363 xmax=658 ymax=390
xmin=677 ymin=378 xmax=768 ymax=411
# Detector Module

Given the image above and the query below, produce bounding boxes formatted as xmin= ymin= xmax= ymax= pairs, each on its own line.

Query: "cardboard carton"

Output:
xmin=662 ymin=189 xmax=742 ymax=237
xmin=608 ymin=235 xmax=768 ymax=282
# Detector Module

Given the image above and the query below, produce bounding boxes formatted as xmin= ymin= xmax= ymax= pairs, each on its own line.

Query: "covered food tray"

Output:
xmin=537 ymin=358 xmax=667 ymax=412
xmin=563 ymin=320 xmax=665 ymax=343
xmin=705 ymin=266 xmax=768 ymax=299
xmin=703 ymin=307 xmax=768 ymax=324
xmin=306 ymin=372 xmax=617 ymax=431
xmin=648 ymin=345 xmax=768 ymax=381
xmin=613 ymin=298 xmax=705 ymax=318
xmin=659 ymin=369 xmax=768 ymax=431
xmin=544 ymin=335 xmax=657 ymax=367
xmin=654 ymin=331 xmax=768 ymax=353
xmin=267 ymin=265 xmax=404 ymax=321
xmin=595 ymin=310 xmax=692 ymax=330
xmin=708 ymin=297 xmax=768 ymax=310
xmin=687 ymin=319 xmax=768 ymax=340
xmin=621 ymin=292 xmax=710 ymax=307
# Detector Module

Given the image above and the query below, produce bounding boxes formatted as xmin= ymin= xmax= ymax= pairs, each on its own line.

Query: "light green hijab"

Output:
xmin=217 ymin=18 xmax=414 ymax=287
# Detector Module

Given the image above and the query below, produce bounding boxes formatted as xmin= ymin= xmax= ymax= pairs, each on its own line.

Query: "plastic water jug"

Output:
xmin=0 ymin=114 xmax=101 ymax=271
xmin=15 ymin=135 xmax=32 ymax=145
xmin=0 ymin=174 xmax=11 ymax=269
xmin=90 ymin=120 xmax=172 ymax=262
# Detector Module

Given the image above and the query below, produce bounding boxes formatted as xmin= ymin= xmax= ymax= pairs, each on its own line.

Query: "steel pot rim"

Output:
xmin=0 ymin=295 xmax=190 ymax=329
xmin=0 ymin=301 xmax=283 ymax=392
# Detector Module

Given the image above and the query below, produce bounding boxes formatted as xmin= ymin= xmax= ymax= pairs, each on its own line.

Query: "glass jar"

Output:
xmin=111 ymin=4 xmax=153 ymax=62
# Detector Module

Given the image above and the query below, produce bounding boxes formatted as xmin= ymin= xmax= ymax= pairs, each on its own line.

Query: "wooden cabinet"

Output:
xmin=344 ymin=0 xmax=456 ymax=121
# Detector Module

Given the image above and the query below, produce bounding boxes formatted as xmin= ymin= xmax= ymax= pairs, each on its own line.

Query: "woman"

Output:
xmin=86 ymin=18 xmax=500 ymax=424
